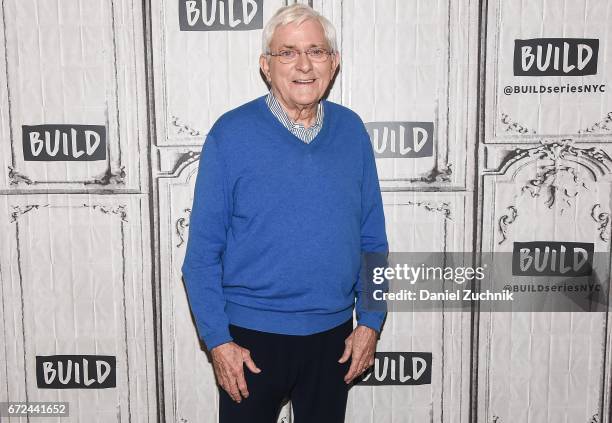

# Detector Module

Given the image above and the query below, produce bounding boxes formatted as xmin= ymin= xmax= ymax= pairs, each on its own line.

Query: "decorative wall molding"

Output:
xmin=176 ymin=209 xmax=191 ymax=247
xmin=1 ymin=0 xmax=144 ymax=191
xmin=171 ymin=115 xmax=203 ymax=137
xmin=84 ymin=204 xmax=128 ymax=222
xmin=170 ymin=151 xmax=201 ymax=177
xmin=497 ymin=206 xmax=517 ymax=245
xmin=591 ymin=204 xmax=610 ymax=242
xmin=578 ymin=113 xmax=612 ymax=135
xmin=404 ymin=201 xmax=453 ymax=220
xmin=520 ymin=164 xmax=589 ymax=212
xmin=8 ymin=166 xmax=34 ymax=185
xmin=85 ymin=167 xmax=127 ymax=185
xmin=498 ymin=140 xmax=612 ymax=177
xmin=10 ymin=204 xmax=129 ymax=223
xmin=382 ymin=163 xmax=453 ymax=185
xmin=420 ymin=163 xmax=453 ymax=183
xmin=9 ymin=205 xmax=48 ymax=223
xmin=500 ymin=112 xmax=536 ymax=135
xmin=494 ymin=140 xmax=612 ymax=244
xmin=8 ymin=166 xmax=127 ymax=186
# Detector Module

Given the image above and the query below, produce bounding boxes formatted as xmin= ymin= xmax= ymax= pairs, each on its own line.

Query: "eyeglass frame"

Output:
xmin=266 ymin=47 xmax=335 ymax=63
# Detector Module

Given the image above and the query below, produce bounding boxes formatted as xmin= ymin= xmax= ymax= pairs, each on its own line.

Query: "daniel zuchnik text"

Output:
xmin=372 ymin=289 xmax=514 ymax=302
xmin=370 ymin=264 xmax=514 ymax=302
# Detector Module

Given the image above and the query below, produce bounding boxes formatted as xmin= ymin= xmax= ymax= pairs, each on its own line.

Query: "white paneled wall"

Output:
xmin=0 ymin=0 xmax=148 ymax=190
xmin=345 ymin=192 xmax=472 ymax=423
xmin=340 ymin=0 xmax=477 ymax=190
xmin=0 ymin=194 xmax=155 ymax=422
xmin=485 ymin=0 xmax=612 ymax=142
xmin=477 ymin=145 xmax=612 ymax=423
xmin=479 ymin=1 xmax=612 ymax=421
xmin=0 ymin=0 xmax=611 ymax=422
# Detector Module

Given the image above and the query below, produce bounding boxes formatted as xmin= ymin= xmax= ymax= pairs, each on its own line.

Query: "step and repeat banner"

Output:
xmin=0 ymin=0 xmax=611 ymax=422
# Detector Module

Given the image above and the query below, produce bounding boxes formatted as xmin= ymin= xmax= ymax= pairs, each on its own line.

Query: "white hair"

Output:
xmin=262 ymin=4 xmax=338 ymax=54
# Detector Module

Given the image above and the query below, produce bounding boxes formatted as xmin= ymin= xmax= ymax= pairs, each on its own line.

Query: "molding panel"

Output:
xmin=0 ymin=0 xmax=147 ymax=191
xmin=345 ymin=191 xmax=472 ymax=423
xmin=150 ymin=0 xmax=286 ymax=147
xmin=484 ymin=0 xmax=612 ymax=143
xmin=337 ymin=0 xmax=478 ymax=189
xmin=477 ymin=140 xmax=612 ymax=422
xmin=0 ymin=194 xmax=155 ymax=422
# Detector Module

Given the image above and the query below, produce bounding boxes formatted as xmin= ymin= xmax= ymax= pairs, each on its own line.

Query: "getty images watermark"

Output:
xmin=361 ymin=243 xmax=609 ymax=312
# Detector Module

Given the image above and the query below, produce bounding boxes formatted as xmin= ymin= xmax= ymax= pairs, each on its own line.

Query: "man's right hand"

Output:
xmin=211 ymin=342 xmax=261 ymax=403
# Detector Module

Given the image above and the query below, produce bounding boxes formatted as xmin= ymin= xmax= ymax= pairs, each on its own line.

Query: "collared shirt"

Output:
xmin=265 ymin=91 xmax=324 ymax=144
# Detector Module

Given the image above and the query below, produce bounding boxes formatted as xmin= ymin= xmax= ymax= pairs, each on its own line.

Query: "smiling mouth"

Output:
xmin=293 ymin=79 xmax=316 ymax=84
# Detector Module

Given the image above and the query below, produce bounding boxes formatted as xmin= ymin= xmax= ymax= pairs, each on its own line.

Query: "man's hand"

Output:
xmin=338 ymin=325 xmax=378 ymax=384
xmin=211 ymin=342 xmax=261 ymax=403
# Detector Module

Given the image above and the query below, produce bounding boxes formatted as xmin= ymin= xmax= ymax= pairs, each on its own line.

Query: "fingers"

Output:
xmin=344 ymin=351 xmax=366 ymax=384
xmin=242 ymin=349 xmax=261 ymax=374
xmin=212 ymin=343 xmax=259 ymax=403
xmin=234 ymin=349 xmax=260 ymax=400
xmin=216 ymin=362 xmax=245 ymax=403
xmin=215 ymin=363 xmax=241 ymax=403
xmin=342 ymin=328 xmax=378 ymax=384
xmin=338 ymin=335 xmax=353 ymax=363
xmin=235 ymin=369 xmax=249 ymax=399
xmin=343 ymin=336 xmax=367 ymax=383
xmin=226 ymin=377 xmax=243 ymax=403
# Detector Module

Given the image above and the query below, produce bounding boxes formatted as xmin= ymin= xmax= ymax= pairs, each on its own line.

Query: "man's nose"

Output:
xmin=295 ymin=51 xmax=313 ymax=72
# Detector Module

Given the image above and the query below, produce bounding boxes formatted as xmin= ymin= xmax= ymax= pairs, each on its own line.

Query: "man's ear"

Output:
xmin=331 ymin=52 xmax=341 ymax=79
xmin=259 ymin=54 xmax=271 ymax=83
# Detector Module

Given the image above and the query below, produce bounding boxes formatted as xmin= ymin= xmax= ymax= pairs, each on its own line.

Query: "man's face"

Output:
xmin=260 ymin=19 xmax=339 ymax=110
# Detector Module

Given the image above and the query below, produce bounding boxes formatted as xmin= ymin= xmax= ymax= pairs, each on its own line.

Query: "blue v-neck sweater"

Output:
xmin=182 ymin=96 xmax=388 ymax=350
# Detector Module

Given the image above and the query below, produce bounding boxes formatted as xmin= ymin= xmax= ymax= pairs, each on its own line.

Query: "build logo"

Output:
xmin=513 ymin=38 xmax=599 ymax=76
xmin=22 ymin=125 xmax=106 ymax=162
xmin=355 ymin=352 xmax=432 ymax=386
xmin=36 ymin=355 xmax=116 ymax=389
xmin=512 ymin=241 xmax=594 ymax=277
xmin=179 ymin=0 xmax=263 ymax=31
xmin=365 ymin=122 xmax=434 ymax=158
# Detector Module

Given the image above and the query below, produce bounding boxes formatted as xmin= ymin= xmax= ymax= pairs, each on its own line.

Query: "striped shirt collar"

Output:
xmin=265 ymin=91 xmax=324 ymax=144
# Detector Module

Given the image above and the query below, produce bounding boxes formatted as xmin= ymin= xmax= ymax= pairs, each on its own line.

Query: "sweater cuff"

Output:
xmin=357 ymin=311 xmax=385 ymax=334
xmin=202 ymin=327 xmax=233 ymax=351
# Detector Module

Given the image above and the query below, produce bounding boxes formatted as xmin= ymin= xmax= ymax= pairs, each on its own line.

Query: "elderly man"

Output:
xmin=182 ymin=4 xmax=388 ymax=422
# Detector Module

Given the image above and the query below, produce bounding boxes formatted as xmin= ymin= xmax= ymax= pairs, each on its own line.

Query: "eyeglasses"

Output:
xmin=267 ymin=47 xmax=333 ymax=64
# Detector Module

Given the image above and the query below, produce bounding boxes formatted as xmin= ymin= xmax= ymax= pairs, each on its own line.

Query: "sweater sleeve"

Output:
xmin=355 ymin=128 xmax=389 ymax=333
xmin=181 ymin=133 xmax=233 ymax=350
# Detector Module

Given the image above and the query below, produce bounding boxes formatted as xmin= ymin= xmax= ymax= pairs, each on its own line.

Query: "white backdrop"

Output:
xmin=1 ymin=0 xmax=611 ymax=422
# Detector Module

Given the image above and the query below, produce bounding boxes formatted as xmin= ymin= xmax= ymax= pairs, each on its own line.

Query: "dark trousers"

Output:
xmin=219 ymin=318 xmax=354 ymax=423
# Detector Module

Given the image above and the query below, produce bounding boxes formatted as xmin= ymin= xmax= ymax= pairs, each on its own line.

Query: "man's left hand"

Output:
xmin=338 ymin=325 xmax=378 ymax=384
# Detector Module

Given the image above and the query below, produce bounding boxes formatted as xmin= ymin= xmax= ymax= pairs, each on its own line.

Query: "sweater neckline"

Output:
xmin=256 ymin=95 xmax=331 ymax=148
